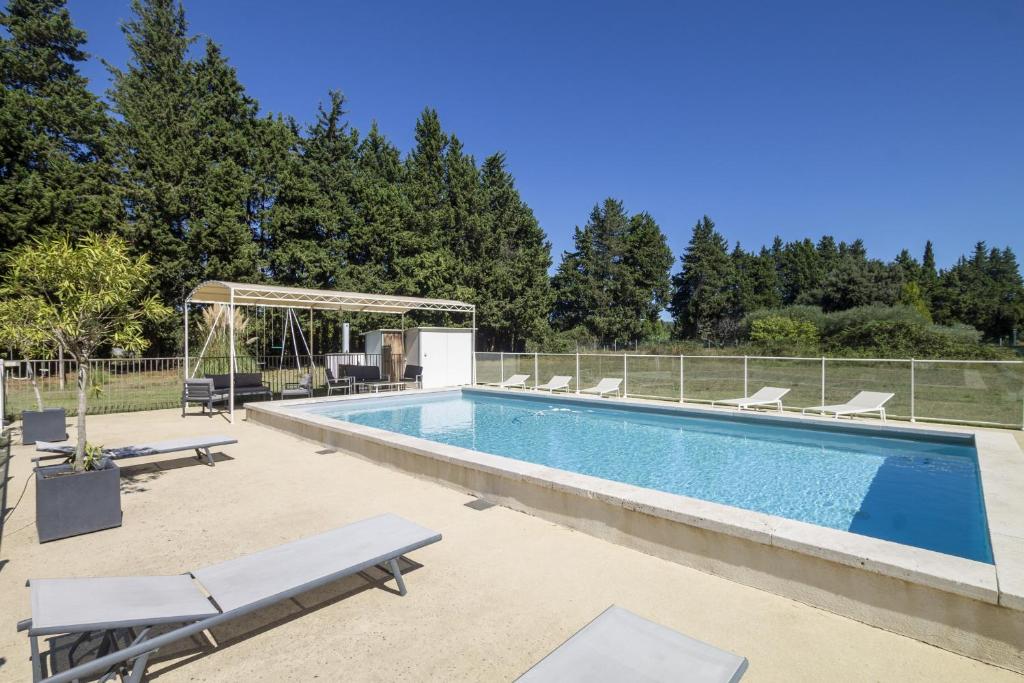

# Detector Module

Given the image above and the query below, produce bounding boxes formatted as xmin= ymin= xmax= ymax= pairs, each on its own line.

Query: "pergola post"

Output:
xmin=229 ymin=288 xmax=235 ymax=424
xmin=183 ymin=304 xmax=189 ymax=380
xmin=471 ymin=309 xmax=476 ymax=385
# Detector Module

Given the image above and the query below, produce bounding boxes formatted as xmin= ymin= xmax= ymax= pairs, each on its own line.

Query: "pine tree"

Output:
xmin=733 ymin=244 xmax=781 ymax=315
xmin=0 ymin=0 xmax=119 ymax=250
xmin=778 ymin=238 xmax=823 ymax=305
xmin=109 ymin=0 xmax=270 ymax=351
xmin=107 ymin=0 xmax=196 ymax=352
xmin=265 ymin=92 xmax=358 ymax=289
xmin=920 ymin=240 xmax=938 ymax=302
xmin=552 ymin=199 xmax=670 ymax=344
xmin=669 ymin=216 xmax=736 ymax=341
xmin=400 ymin=109 xmax=458 ymax=300
xmin=474 ymin=153 xmax=552 ymax=350
xmin=618 ymin=211 xmax=674 ymax=342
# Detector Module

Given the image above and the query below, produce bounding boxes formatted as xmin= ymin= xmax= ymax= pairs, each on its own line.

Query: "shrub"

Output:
xmin=749 ymin=316 xmax=820 ymax=355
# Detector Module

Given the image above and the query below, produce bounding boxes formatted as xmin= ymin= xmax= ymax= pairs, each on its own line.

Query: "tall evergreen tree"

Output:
xmin=473 ymin=153 xmax=552 ymax=350
xmin=0 ymin=0 xmax=119 ymax=250
xmin=778 ymin=238 xmax=823 ymax=305
xmin=109 ymin=0 xmax=269 ymax=351
xmin=552 ymin=199 xmax=671 ymax=344
xmin=669 ymin=216 xmax=736 ymax=340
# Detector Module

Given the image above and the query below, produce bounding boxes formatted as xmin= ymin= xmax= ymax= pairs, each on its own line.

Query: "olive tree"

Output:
xmin=0 ymin=234 xmax=170 ymax=470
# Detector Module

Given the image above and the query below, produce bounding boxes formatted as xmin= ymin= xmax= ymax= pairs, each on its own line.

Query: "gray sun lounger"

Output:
xmin=18 ymin=513 xmax=441 ymax=683
xmin=517 ymin=606 xmax=748 ymax=683
xmin=34 ymin=435 xmax=238 ymax=467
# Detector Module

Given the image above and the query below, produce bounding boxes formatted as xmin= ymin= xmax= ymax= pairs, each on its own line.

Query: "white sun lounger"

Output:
xmin=534 ymin=375 xmax=572 ymax=393
xmin=802 ymin=391 xmax=895 ymax=422
xmin=517 ymin=605 xmax=748 ymax=682
xmin=711 ymin=387 xmax=790 ymax=413
xmin=34 ymin=435 xmax=238 ymax=467
xmin=580 ymin=378 xmax=622 ymax=398
xmin=17 ymin=513 xmax=441 ymax=683
xmin=488 ymin=374 xmax=531 ymax=389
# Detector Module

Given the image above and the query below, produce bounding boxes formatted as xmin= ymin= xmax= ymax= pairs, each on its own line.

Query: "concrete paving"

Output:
xmin=0 ymin=408 xmax=1020 ymax=682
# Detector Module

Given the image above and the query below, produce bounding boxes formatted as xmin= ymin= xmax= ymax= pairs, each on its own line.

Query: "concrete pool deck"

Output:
xmin=247 ymin=387 xmax=1024 ymax=673
xmin=0 ymin=408 xmax=1021 ymax=682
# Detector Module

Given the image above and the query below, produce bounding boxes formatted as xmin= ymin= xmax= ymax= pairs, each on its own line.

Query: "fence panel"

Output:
xmin=579 ymin=354 xmax=628 ymax=395
xmin=474 ymin=352 xmax=502 ymax=385
xmin=746 ymin=357 xmax=821 ymax=409
xmin=625 ymin=355 xmax=680 ymax=400
xmin=824 ymin=359 xmax=912 ymax=419
xmin=913 ymin=360 xmax=1024 ymax=426
xmin=681 ymin=356 xmax=745 ymax=402
xmin=498 ymin=353 xmax=538 ymax=387
xmin=537 ymin=353 xmax=578 ymax=391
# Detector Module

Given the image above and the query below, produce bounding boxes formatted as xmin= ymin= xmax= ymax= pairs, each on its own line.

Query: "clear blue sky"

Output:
xmin=67 ymin=0 xmax=1023 ymax=270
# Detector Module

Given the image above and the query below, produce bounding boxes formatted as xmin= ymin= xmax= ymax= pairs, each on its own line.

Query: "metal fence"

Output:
xmin=3 ymin=352 xmax=1021 ymax=429
xmin=1 ymin=353 xmax=402 ymax=418
xmin=475 ymin=352 xmax=1024 ymax=429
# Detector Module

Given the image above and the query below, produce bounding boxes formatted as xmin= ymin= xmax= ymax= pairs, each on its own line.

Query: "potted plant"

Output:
xmin=0 ymin=234 xmax=170 ymax=542
xmin=17 ymin=360 xmax=67 ymax=445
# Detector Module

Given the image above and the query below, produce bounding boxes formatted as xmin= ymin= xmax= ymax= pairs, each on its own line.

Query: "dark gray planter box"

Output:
xmin=22 ymin=408 xmax=67 ymax=445
xmin=35 ymin=458 xmax=122 ymax=542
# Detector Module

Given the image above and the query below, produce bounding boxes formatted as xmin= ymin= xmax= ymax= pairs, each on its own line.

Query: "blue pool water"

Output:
xmin=296 ymin=390 xmax=992 ymax=563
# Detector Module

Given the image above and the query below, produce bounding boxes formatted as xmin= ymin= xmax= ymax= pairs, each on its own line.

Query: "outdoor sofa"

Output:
xmin=17 ymin=513 xmax=441 ymax=682
xmin=206 ymin=373 xmax=272 ymax=402
xmin=340 ymin=364 xmax=392 ymax=392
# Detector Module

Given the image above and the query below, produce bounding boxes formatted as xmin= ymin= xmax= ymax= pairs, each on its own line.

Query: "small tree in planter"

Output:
xmin=0 ymin=234 xmax=171 ymax=470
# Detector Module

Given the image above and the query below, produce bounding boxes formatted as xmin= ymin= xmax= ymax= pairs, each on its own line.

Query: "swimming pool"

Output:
xmin=295 ymin=390 xmax=992 ymax=563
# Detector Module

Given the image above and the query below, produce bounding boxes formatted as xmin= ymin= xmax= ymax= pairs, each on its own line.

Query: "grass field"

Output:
xmin=476 ymin=353 xmax=1024 ymax=428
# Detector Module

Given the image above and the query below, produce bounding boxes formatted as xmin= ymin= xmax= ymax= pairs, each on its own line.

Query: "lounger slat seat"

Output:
xmin=487 ymin=374 xmax=530 ymax=389
xmin=29 ymin=576 xmax=218 ymax=636
xmin=580 ymin=378 xmax=622 ymax=398
xmin=802 ymin=391 xmax=895 ymax=422
xmin=194 ymin=514 xmax=441 ymax=612
xmin=535 ymin=375 xmax=572 ymax=393
xmin=518 ymin=606 xmax=748 ymax=683
xmin=712 ymin=386 xmax=790 ymax=413
xmin=34 ymin=435 xmax=238 ymax=467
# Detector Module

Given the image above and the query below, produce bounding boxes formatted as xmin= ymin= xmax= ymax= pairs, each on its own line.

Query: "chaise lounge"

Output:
xmin=580 ymin=378 xmax=622 ymax=398
xmin=517 ymin=605 xmax=748 ymax=682
xmin=711 ymin=386 xmax=790 ymax=413
xmin=17 ymin=513 xmax=441 ymax=683
xmin=35 ymin=435 xmax=238 ymax=467
xmin=802 ymin=390 xmax=895 ymax=422
xmin=534 ymin=375 xmax=572 ymax=393
xmin=487 ymin=374 xmax=530 ymax=389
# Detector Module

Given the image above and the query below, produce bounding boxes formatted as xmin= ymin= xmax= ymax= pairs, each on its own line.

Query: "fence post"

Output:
xmin=534 ymin=353 xmax=539 ymax=389
xmin=499 ymin=352 xmax=504 ymax=383
xmin=743 ymin=355 xmax=748 ymax=397
xmin=910 ymin=359 xmax=916 ymax=423
xmin=623 ymin=354 xmax=628 ymax=398
xmin=821 ymin=357 xmax=826 ymax=406
xmin=679 ymin=355 xmax=685 ymax=403
xmin=575 ymin=353 xmax=580 ymax=394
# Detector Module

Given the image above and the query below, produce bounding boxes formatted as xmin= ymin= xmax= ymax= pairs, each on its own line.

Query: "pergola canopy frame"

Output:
xmin=184 ymin=281 xmax=476 ymax=422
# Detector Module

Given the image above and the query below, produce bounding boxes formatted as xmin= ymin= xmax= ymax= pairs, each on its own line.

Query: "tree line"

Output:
xmin=3 ymin=0 xmax=1022 ymax=359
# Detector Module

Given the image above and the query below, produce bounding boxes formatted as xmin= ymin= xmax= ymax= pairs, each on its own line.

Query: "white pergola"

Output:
xmin=185 ymin=281 xmax=476 ymax=422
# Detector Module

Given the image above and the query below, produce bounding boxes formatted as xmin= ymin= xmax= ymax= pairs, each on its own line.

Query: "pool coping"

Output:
xmin=246 ymin=386 xmax=1024 ymax=669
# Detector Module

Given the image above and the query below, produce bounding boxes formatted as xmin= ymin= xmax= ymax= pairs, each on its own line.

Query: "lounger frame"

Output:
xmin=18 ymin=515 xmax=440 ymax=683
